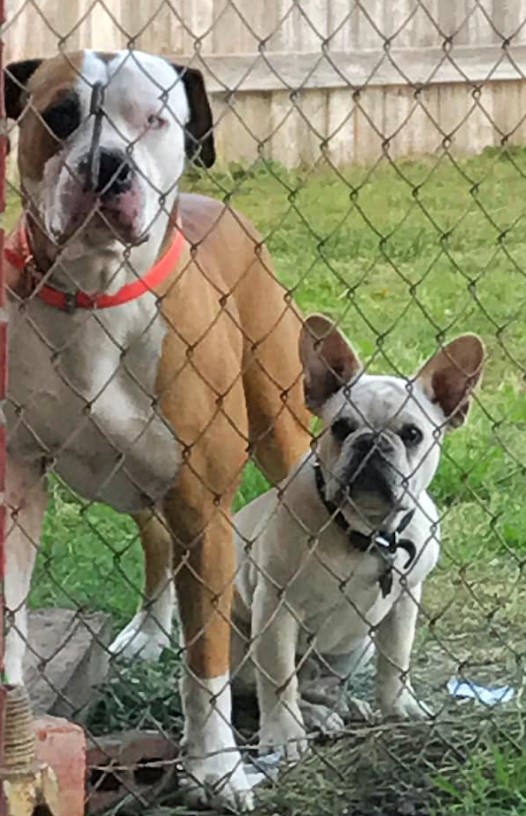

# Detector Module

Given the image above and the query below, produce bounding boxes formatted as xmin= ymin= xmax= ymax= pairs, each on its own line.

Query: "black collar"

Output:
xmin=313 ymin=460 xmax=417 ymax=597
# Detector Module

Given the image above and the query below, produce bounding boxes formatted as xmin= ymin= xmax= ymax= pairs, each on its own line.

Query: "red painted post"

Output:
xmin=0 ymin=0 xmax=7 ymax=813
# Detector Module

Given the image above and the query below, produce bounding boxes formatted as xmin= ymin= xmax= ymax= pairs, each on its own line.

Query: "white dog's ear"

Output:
xmin=417 ymin=334 xmax=485 ymax=429
xmin=299 ymin=314 xmax=362 ymax=414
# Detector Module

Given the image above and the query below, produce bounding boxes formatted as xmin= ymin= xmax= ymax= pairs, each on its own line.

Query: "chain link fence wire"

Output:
xmin=2 ymin=1 xmax=526 ymax=814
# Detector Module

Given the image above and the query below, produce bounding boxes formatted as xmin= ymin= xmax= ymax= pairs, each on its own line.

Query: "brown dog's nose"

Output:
xmin=80 ymin=149 xmax=133 ymax=197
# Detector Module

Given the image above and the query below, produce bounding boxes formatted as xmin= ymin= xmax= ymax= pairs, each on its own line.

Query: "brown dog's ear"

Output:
xmin=5 ymin=59 xmax=43 ymax=120
xmin=171 ymin=63 xmax=215 ymax=168
xmin=416 ymin=334 xmax=485 ymax=429
xmin=299 ymin=314 xmax=362 ymax=415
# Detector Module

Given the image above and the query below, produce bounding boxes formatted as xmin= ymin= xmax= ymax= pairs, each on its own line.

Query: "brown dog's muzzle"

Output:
xmin=78 ymin=148 xmax=134 ymax=198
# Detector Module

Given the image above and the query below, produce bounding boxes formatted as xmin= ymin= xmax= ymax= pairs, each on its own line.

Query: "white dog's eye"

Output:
xmin=331 ymin=418 xmax=357 ymax=443
xmin=400 ymin=424 xmax=423 ymax=446
xmin=147 ymin=114 xmax=167 ymax=130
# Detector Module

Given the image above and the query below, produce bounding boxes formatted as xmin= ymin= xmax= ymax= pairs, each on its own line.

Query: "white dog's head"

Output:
xmin=300 ymin=315 xmax=485 ymax=531
xmin=5 ymin=50 xmax=215 ymax=249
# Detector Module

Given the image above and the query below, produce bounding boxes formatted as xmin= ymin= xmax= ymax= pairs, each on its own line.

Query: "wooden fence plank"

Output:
xmin=184 ymin=44 xmax=526 ymax=94
xmin=4 ymin=0 xmax=526 ymax=168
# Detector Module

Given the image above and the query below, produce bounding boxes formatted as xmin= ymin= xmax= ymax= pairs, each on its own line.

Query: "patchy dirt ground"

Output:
xmin=91 ymin=558 xmax=525 ymax=816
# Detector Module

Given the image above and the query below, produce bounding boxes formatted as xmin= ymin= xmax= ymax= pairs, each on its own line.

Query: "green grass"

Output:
xmin=432 ymin=738 xmax=526 ymax=815
xmin=18 ymin=148 xmax=526 ymax=625
xmin=7 ymin=146 xmax=526 ymax=814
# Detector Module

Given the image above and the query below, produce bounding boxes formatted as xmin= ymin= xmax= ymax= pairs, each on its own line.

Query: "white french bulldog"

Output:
xmin=231 ymin=314 xmax=485 ymax=759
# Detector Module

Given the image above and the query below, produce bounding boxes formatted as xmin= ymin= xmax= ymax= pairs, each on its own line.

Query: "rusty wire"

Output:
xmin=1 ymin=2 xmax=526 ymax=815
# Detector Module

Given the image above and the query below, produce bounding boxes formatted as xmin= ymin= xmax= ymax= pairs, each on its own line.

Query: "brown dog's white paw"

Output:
xmin=181 ymin=754 xmax=257 ymax=812
xmin=109 ymin=610 xmax=170 ymax=661
xmin=182 ymin=674 xmax=259 ymax=811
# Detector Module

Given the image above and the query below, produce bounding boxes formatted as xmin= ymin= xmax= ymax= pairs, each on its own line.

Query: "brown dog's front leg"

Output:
xmin=109 ymin=510 xmax=175 ymax=660
xmin=5 ymin=458 xmax=48 ymax=685
xmin=165 ymin=489 xmax=254 ymax=810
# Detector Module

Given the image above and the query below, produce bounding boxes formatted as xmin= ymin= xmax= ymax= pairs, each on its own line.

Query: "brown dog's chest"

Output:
xmin=7 ymin=294 xmax=180 ymax=512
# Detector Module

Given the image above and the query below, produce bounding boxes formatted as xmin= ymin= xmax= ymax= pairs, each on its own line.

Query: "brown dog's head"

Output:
xmin=300 ymin=315 xmax=485 ymax=531
xmin=4 ymin=50 xmax=215 ymax=248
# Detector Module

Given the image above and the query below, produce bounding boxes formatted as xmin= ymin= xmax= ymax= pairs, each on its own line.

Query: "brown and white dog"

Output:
xmin=3 ymin=50 xmax=310 ymax=809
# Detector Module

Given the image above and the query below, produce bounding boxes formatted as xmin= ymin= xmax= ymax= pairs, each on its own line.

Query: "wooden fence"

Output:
xmin=4 ymin=0 xmax=526 ymax=167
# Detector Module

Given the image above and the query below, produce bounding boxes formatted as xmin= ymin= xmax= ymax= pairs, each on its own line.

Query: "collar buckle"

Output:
xmin=64 ymin=292 xmax=78 ymax=313
xmin=374 ymin=531 xmax=397 ymax=552
xmin=23 ymin=252 xmax=36 ymax=273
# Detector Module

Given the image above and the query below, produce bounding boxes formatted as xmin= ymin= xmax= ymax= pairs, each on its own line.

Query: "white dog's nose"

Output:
xmin=354 ymin=431 xmax=393 ymax=458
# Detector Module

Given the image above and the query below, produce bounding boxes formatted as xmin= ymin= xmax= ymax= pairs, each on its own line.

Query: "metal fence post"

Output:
xmin=0 ymin=0 xmax=8 ymax=813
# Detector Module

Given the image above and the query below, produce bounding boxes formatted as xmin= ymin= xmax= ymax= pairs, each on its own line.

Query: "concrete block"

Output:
xmin=24 ymin=609 xmax=112 ymax=721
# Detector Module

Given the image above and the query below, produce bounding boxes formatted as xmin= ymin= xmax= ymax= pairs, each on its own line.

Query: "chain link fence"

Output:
xmin=1 ymin=1 xmax=526 ymax=814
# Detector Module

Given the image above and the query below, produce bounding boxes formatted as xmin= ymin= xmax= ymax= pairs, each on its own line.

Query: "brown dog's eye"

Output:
xmin=331 ymin=418 xmax=356 ymax=443
xmin=42 ymin=93 xmax=81 ymax=142
xmin=147 ymin=113 xmax=168 ymax=130
xmin=400 ymin=424 xmax=423 ymax=446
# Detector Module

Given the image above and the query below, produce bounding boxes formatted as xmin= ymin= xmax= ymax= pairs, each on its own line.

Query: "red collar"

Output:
xmin=5 ymin=221 xmax=185 ymax=310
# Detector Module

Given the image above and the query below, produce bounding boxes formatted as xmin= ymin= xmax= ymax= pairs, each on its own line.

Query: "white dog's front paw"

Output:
xmin=259 ymin=707 xmax=308 ymax=763
xmin=307 ymin=690 xmax=374 ymax=725
xmin=301 ymin=675 xmax=375 ymax=725
xmin=183 ymin=748 xmax=257 ymax=812
xmin=345 ymin=695 xmax=375 ymax=722
xmin=300 ymin=701 xmax=345 ymax=735
xmin=109 ymin=610 xmax=170 ymax=661
xmin=380 ymin=687 xmax=433 ymax=721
